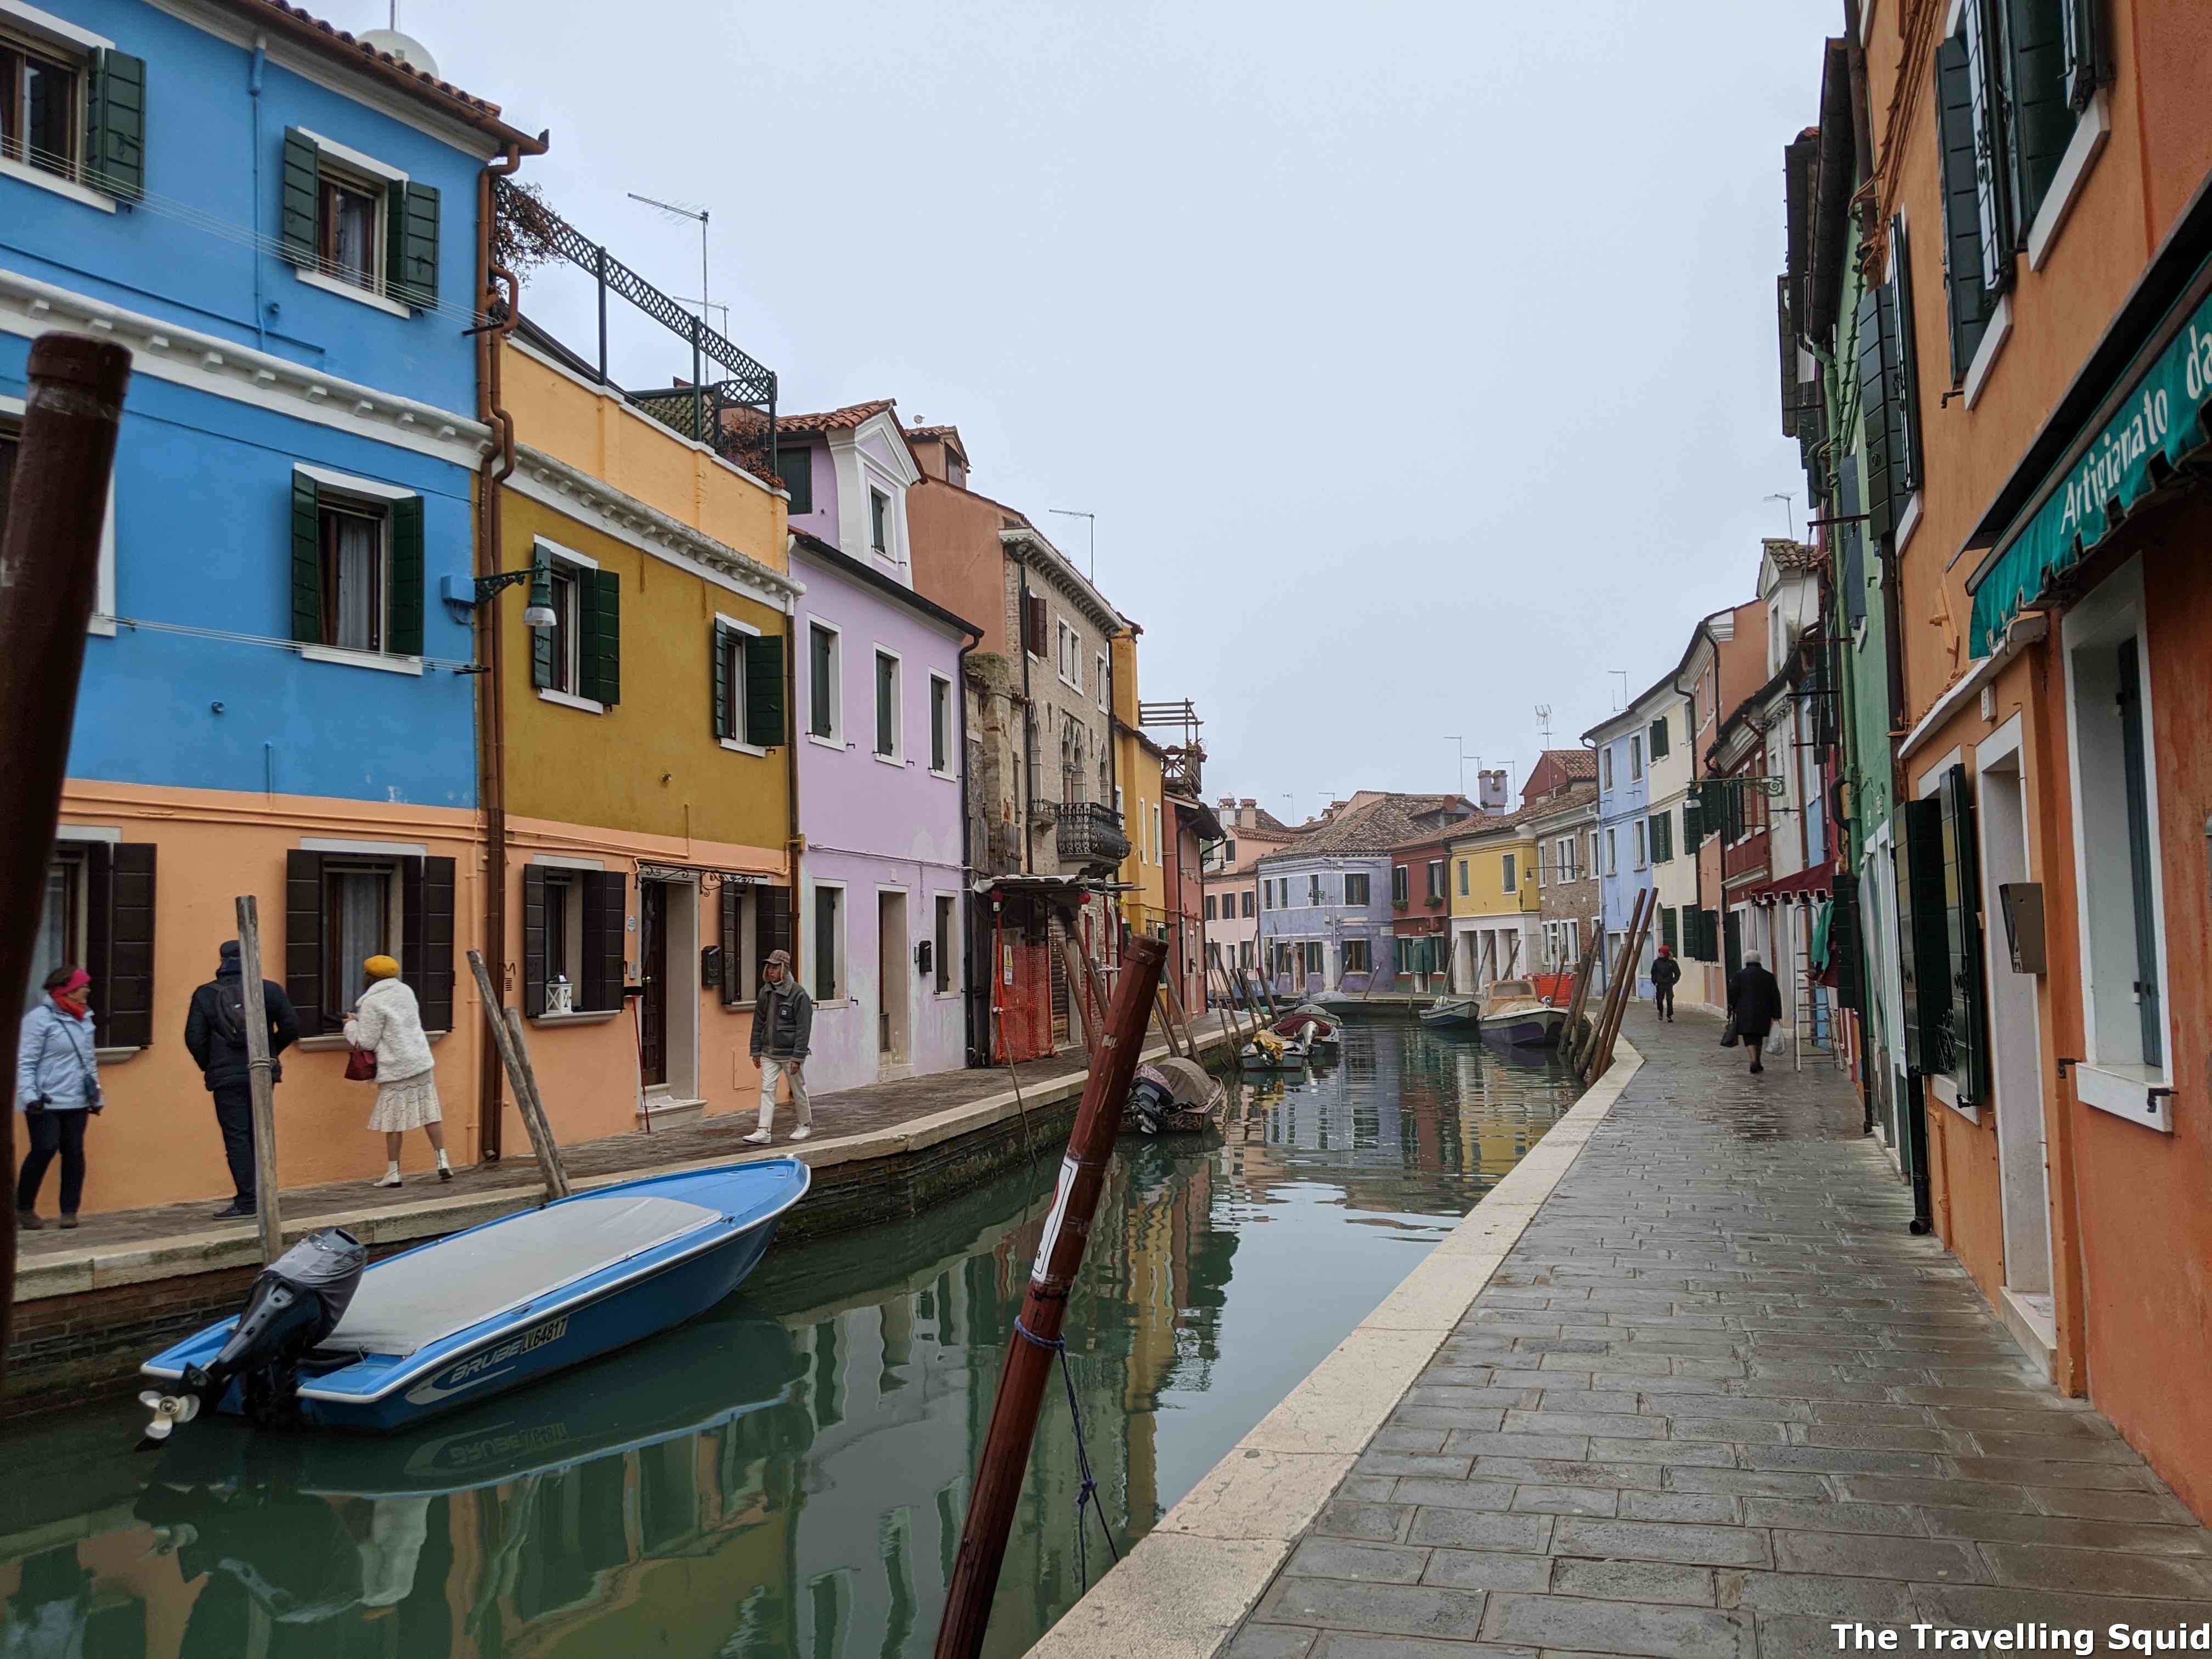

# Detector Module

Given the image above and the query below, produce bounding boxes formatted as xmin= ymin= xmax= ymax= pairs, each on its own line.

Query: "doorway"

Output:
xmin=639 ymin=880 xmax=669 ymax=1087
xmin=878 ymin=889 xmax=911 ymax=1075
xmin=1977 ymin=738 xmax=2054 ymax=1347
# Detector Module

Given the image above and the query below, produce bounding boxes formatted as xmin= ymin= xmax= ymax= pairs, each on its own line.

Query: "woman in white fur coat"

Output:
xmin=344 ymin=955 xmax=452 ymax=1188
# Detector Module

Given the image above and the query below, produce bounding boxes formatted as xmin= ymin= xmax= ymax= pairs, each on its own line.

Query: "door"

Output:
xmin=1978 ymin=752 xmax=2054 ymax=1319
xmin=878 ymin=890 xmax=910 ymax=1069
xmin=639 ymin=881 xmax=669 ymax=1087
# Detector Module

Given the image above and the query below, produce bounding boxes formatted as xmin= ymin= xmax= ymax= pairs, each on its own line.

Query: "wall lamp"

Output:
xmin=441 ymin=570 xmax=557 ymax=629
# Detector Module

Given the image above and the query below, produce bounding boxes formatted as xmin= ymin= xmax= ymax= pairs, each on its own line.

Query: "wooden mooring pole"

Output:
xmin=0 ymin=335 xmax=132 ymax=1376
xmin=233 ymin=897 xmax=285 ymax=1263
xmin=467 ymin=950 xmax=570 ymax=1201
xmin=934 ymin=935 xmax=1166 ymax=1659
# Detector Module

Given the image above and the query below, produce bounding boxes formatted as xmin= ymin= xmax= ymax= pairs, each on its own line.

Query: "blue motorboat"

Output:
xmin=140 ymin=1158 xmax=808 ymax=1435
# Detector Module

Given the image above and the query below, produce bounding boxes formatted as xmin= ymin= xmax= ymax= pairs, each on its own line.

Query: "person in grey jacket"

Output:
xmin=15 ymin=967 xmax=102 ymax=1229
xmin=744 ymin=949 xmax=813 ymax=1145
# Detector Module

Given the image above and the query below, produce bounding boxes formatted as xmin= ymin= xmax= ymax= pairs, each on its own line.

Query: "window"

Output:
xmin=280 ymin=129 xmax=439 ymax=311
xmin=1392 ymin=865 xmax=1410 ymax=905
xmin=1629 ymin=735 xmax=1643 ymax=782
xmin=1096 ymin=653 xmax=1109 ymax=712
xmin=1502 ymin=853 xmax=1516 ymax=893
xmin=320 ymin=168 xmax=381 ymax=291
xmin=1022 ymin=592 xmax=1047 ymax=658
xmin=1606 ymin=828 xmax=1618 ymax=876
xmin=1555 ymin=836 xmax=1576 ymax=881
xmin=1649 ymin=811 xmax=1674 ymax=864
xmin=1239 ymin=939 xmax=1253 ymax=969
xmin=1241 ymin=889 xmax=1255 ymax=919
xmin=1308 ymin=874 xmax=1323 ymax=906
xmin=929 ymin=674 xmax=952 ymax=774
xmin=1303 ymin=941 xmax=1323 ymax=977
xmin=873 ymin=650 xmax=901 ymax=759
xmin=24 ymin=849 xmax=81 ymax=1016
xmin=291 ymin=470 xmax=428 ymax=661
xmin=1633 ymin=821 xmax=1647 ymax=870
xmin=1649 ymin=715 xmax=1670 ymax=759
xmin=22 ymin=838 xmax=156 ymax=1044
xmin=808 ymin=622 xmax=840 ymax=741
xmin=1204 ymin=894 xmax=1218 ymax=922
xmin=775 ymin=446 xmax=812 ymax=515
xmin=524 ymin=864 xmax=630 ymax=1017
xmin=869 ymin=488 xmax=890 ymax=555
xmin=526 ymin=539 xmax=619 ymax=706
xmin=712 ymin=616 xmax=783 ymax=750
xmin=1342 ymin=939 xmax=1371 ymax=974
xmin=934 ymin=894 xmax=955 ymax=994
xmin=812 ymin=885 xmax=843 ymax=1002
xmin=321 ymin=861 xmax=395 ymax=1017
xmin=1427 ymin=859 xmax=1444 ymax=901
xmin=1 ymin=32 xmax=78 ymax=182
xmin=1602 ymin=748 xmax=1615 ymax=791
xmin=1457 ymin=860 xmax=1469 ymax=897
xmin=317 ymin=503 xmax=384 ymax=651
xmin=1152 ymin=803 xmax=1164 ymax=867
xmin=1857 ymin=218 xmax=1924 ymax=543
xmin=1344 ymin=872 xmax=1370 ymax=906
xmin=1054 ymin=621 xmax=1081 ymax=689
xmin=547 ymin=563 xmax=578 ymax=692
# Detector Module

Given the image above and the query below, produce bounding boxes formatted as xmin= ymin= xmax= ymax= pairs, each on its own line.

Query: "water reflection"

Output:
xmin=0 ymin=1025 xmax=1577 ymax=1659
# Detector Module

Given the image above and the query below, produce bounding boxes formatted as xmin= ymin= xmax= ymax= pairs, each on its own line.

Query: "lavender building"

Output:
xmin=1256 ymin=793 xmax=1475 ymax=998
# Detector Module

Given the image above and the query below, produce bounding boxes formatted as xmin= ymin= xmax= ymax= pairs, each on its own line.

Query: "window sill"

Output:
xmin=302 ymin=643 xmax=425 ymax=676
xmin=806 ymin=733 xmax=846 ymax=753
xmin=2076 ymin=1060 xmax=2173 ymax=1133
xmin=88 ymin=613 xmax=116 ymax=637
xmin=539 ymin=687 xmax=606 ymax=715
xmin=294 ymin=266 xmax=414 ymax=319
xmin=2027 ymin=91 xmax=2111 ymax=273
xmin=1928 ymin=1073 xmax=1981 ymax=1124
xmin=1895 ymin=490 xmax=1923 ymax=556
xmin=929 ymin=767 xmax=955 ymax=782
xmin=0 ymin=155 xmax=116 ymax=213
xmin=1962 ymin=294 xmax=2013 ymax=411
xmin=720 ymin=738 xmax=769 ymax=758
xmin=529 ymin=1008 xmax=622 ymax=1027
xmin=873 ymin=751 xmax=905 ymax=769
xmin=94 ymin=1045 xmax=144 ymax=1064
xmin=298 ymin=1030 xmax=450 ymax=1053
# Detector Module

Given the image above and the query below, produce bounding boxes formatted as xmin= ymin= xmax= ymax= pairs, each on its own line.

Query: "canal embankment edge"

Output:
xmin=1025 ymin=1039 xmax=1648 ymax=1659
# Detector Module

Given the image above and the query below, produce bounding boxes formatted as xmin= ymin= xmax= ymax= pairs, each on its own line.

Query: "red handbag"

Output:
xmin=345 ymin=1047 xmax=378 ymax=1081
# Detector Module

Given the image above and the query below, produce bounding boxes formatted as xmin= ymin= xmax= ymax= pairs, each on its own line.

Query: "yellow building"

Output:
xmin=1447 ymin=813 xmax=1540 ymax=991
xmin=492 ymin=336 xmax=798 ymax=1142
xmin=1110 ymin=630 xmax=1167 ymax=940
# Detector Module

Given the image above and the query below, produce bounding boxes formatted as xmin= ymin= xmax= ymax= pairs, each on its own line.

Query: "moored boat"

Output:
xmin=1477 ymin=979 xmax=1567 ymax=1048
xmin=1124 ymin=1057 xmax=1227 ymax=1133
xmin=1418 ymin=997 xmax=1481 ymax=1031
xmin=140 ymin=1159 xmax=809 ymax=1436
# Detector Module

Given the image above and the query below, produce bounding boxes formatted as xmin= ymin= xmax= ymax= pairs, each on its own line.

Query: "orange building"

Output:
xmin=1854 ymin=0 xmax=2212 ymax=1518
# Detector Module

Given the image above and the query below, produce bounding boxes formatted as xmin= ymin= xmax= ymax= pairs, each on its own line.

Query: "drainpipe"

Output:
xmin=249 ymin=38 xmax=267 ymax=351
xmin=784 ymin=587 xmax=803 ymax=986
xmin=473 ymin=133 xmax=543 ymax=1161
xmin=1015 ymin=558 xmax=1035 ymax=877
xmin=957 ymin=631 xmax=982 ymax=1064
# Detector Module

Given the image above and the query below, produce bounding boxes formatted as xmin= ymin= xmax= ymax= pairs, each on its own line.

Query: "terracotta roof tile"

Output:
xmin=1765 ymin=537 xmax=1824 ymax=571
xmin=776 ymin=399 xmax=898 ymax=434
xmin=227 ymin=1 xmax=528 ymax=134
xmin=1541 ymin=748 xmax=1599 ymax=781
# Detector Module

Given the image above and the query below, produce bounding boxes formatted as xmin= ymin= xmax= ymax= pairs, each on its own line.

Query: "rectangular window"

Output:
xmin=873 ymin=650 xmax=900 ymax=759
xmin=546 ymin=564 xmax=578 ymax=693
xmin=1 ymin=34 xmax=78 ymax=182
xmin=775 ymin=447 xmax=812 ymax=514
xmin=1629 ymin=735 xmax=1644 ymax=781
xmin=1242 ymin=889 xmax=1255 ymax=918
xmin=542 ymin=869 xmax=578 ymax=997
xmin=318 ymin=167 xmax=383 ymax=292
xmin=1602 ymin=748 xmax=1615 ymax=791
xmin=1096 ymin=653 xmax=1109 ymax=712
xmin=809 ymin=623 xmax=839 ymax=740
xmin=1633 ymin=821 xmax=1647 ymax=869
xmin=1344 ymin=872 xmax=1370 ymax=906
xmin=1502 ymin=853 xmax=1516 ymax=893
xmin=1152 ymin=803 xmax=1164 ymax=867
xmin=929 ymin=674 xmax=952 ymax=774
xmin=1457 ymin=860 xmax=1468 ymax=897
xmin=1649 ymin=715 xmax=1670 ymax=759
xmin=1304 ymin=941 xmax=1323 ymax=977
xmin=1308 ymin=874 xmax=1322 ymax=906
xmin=934 ymin=894 xmax=954 ymax=994
xmin=323 ymin=860 xmax=396 ymax=1017
xmin=1606 ymin=828 xmax=1618 ymax=876
xmin=1427 ymin=860 xmax=1444 ymax=900
xmin=1239 ymin=939 xmax=1253 ymax=969
xmin=24 ymin=848 xmax=82 ymax=1015
xmin=870 ymin=488 xmax=890 ymax=554
xmin=1649 ymin=811 xmax=1674 ymax=864
xmin=716 ymin=625 xmax=746 ymax=741
xmin=812 ymin=885 xmax=843 ymax=1002
xmin=1342 ymin=939 xmax=1371 ymax=974
xmin=1392 ymin=865 xmax=1410 ymax=904
xmin=1204 ymin=894 xmax=1217 ymax=922
xmin=319 ymin=499 xmax=386 ymax=653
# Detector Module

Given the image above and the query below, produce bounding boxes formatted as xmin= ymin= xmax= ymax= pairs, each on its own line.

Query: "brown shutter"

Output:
xmin=522 ymin=864 xmax=549 ymax=1017
xmin=401 ymin=856 xmax=456 ymax=1031
xmin=285 ymin=849 xmax=327 ymax=1033
xmin=580 ymin=870 xmax=627 ymax=1013
xmin=720 ymin=880 xmax=744 ymax=1007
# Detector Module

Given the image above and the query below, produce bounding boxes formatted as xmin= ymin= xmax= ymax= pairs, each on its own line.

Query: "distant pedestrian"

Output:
xmin=184 ymin=941 xmax=301 ymax=1220
xmin=343 ymin=956 xmax=450 ymax=1188
xmin=1728 ymin=951 xmax=1784 ymax=1075
xmin=744 ymin=948 xmax=813 ymax=1146
xmin=15 ymin=968 xmax=102 ymax=1230
xmin=1650 ymin=945 xmax=1680 ymax=1022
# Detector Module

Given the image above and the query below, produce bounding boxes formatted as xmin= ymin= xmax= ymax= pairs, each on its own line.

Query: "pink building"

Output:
xmin=1200 ymin=798 xmax=1300 ymax=1000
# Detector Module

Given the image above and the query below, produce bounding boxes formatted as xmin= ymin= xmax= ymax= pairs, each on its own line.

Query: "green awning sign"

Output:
xmin=1969 ymin=283 xmax=2212 ymax=657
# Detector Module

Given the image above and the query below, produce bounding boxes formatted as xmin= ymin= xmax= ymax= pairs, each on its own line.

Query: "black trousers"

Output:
xmin=1654 ymin=985 xmax=1674 ymax=1019
xmin=212 ymin=1082 xmax=257 ymax=1206
xmin=16 ymin=1109 xmax=88 ymax=1215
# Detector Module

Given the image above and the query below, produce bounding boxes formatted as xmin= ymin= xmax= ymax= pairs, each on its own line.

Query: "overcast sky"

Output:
xmin=362 ymin=0 xmax=1834 ymax=820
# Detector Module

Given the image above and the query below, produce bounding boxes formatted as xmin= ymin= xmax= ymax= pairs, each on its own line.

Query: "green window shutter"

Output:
xmin=280 ymin=128 xmax=319 ymax=267
xmin=745 ymin=631 xmax=786 ymax=748
xmin=1897 ymin=796 xmax=1952 ymax=1077
xmin=1939 ymin=767 xmax=1993 ymax=1104
xmin=86 ymin=50 xmax=146 ymax=201
xmin=1936 ymin=35 xmax=1994 ymax=382
xmin=2060 ymin=0 xmax=2107 ymax=111
xmin=2002 ymin=0 xmax=2072 ymax=227
xmin=1888 ymin=218 xmax=1925 ymax=496
xmin=1649 ymin=716 xmax=1669 ymax=759
xmin=400 ymin=855 xmax=456 ymax=1031
xmin=521 ymin=864 xmax=548 ymax=1017
xmin=720 ymin=881 xmax=744 ymax=1008
xmin=530 ymin=547 xmax=554 ymax=690
xmin=396 ymin=182 xmax=440 ymax=309
xmin=2116 ymin=639 xmax=2162 ymax=1066
xmin=1682 ymin=797 xmax=1703 ymax=850
xmin=387 ymin=495 xmax=424 ymax=656
xmin=1855 ymin=284 xmax=1898 ymax=541
xmin=590 ymin=568 xmax=621 ymax=706
xmin=1963 ymin=0 xmax=2015 ymax=294
xmin=710 ymin=622 xmax=733 ymax=742
xmin=580 ymin=871 xmax=627 ymax=1013
xmin=290 ymin=470 xmax=322 ymax=644
xmin=1839 ymin=461 xmax=1867 ymax=629
xmin=284 ymin=849 xmax=326 ymax=1034
xmin=1661 ymin=905 xmax=1679 ymax=953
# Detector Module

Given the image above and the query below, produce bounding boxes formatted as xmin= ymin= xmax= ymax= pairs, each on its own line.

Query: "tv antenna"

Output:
xmin=1608 ymin=671 xmax=1628 ymax=710
xmin=1047 ymin=509 xmax=1097 ymax=582
xmin=629 ymin=191 xmax=710 ymax=357
xmin=1765 ymin=492 xmax=1798 ymax=540
xmin=1534 ymin=705 xmax=1553 ymax=748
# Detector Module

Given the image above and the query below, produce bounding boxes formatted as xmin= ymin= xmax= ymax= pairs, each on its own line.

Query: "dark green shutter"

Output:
xmin=1831 ymin=871 xmax=1865 ymax=1009
xmin=86 ymin=50 xmax=146 ymax=201
xmin=2116 ymin=640 xmax=2162 ymax=1066
xmin=1682 ymin=797 xmax=1703 ymax=850
xmin=589 ymin=569 xmax=620 ymax=706
xmin=280 ymin=128 xmax=319 ymax=267
xmin=580 ymin=871 xmax=626 ymax=1013
xmin=1661 ymin=905 xmax=1679 ymax=953
xmin=387 ymin=495 xmax=424 ymax=656
xmin=96 ymin=842 xmax=156 ymax=1049
xmin=2060 ymin=0 xmax=2106 ymax=110
xmin=522 ymin=865 xmax=549 ymax=1018
xmin=1649 ymin=716 xmax=1669 ymax=759
xmin=285 ymin=849 xmax=326 ymax=1035
xmin=290 ymin=470 xmax=322 ymax=644
xmin=400 ymin=855 xmax=455 ymax=1032
xmin=710 ymin=622 xmax=733 ymax=741
xmin=394 ymin=182 xmax=439 ymax=308
xmin=530 ymin=546 xmax=554 ymax=690
xmin=762 ymin=883 xmax=793 ymax=962
xmin=2002 ymin=0 xmax=2072 ymax=227
xmin=1889 ymin=218 xmax=1924 ymax=496
xmin=1936 ymin=35 xmax=1994 ymax=382
xmin=1897 ymin=797 xmax=1951 ymax=1077
xmin=1855 ymin=284 xmax=1898 ymax=540
xmin=744 ymin=631 xmax=786 ymax=748
xmin=1940 ymin=768 xmax=1992 ymax=1105
xmin=720 ymin=881 xmax=745 ymax=1007
xmin=1963 ymin=0 xmax=2015 ymax=294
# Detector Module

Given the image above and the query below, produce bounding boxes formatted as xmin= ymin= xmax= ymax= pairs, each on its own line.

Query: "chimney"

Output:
xmin=1477 ymin=770 xmax=1509 ymax=812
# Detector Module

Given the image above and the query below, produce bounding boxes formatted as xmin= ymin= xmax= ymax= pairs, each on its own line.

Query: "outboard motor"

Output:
xmin=1128 ymin=1063 xmax=1178 ymax=1135
xmin=142 ymin=1229 xmax=366 ymax=1441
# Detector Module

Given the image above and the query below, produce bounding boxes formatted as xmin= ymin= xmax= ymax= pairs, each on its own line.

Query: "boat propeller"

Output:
xmin=138 ymin=1389 xmax=200 ymax=1443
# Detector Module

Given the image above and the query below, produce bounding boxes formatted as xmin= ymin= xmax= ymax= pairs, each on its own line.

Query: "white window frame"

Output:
xmin=933 ymin=890 xmax=958 ymax=998
xmin=715 ymin=611 xmax=766 ymax=756
xmin=0 ymin=5 xmax=117 ymax=212
xmin=1633 ymin=820 xmax=1647 ymax=870
xmin=288 ymin=127 xmax=413 ymax=319
xmin=1152 ymin=803 xmax=1164 ymax=868
xmin=808 ymin=878 xmax=849 ymax=1006
xmin=1605 ymin=828 xmax=1618 ymax=876
xmin=1095 ymin=652 xmax=1109 ymax=712
xmin=534 ymin=537 xmax=602 ymax=712
xmin=1054 ymin=619 xmax=1081 ymax=691
xmin=805 ymin=616 xmax=844 ymax=750
xmin=927 ymin=670 xmax=955 ymax=778
xmin=1601 ymin=747 xmax=1615 ymax=792
xmin=1629 ymin=734 xmax=1643 ymax=782
xmin=871 ymin=644 xmax=905 ymax=767
xmin=298 ymin=464 xmax=425 ymax=677
xmin=1 ymin=393 xmax=114 ymax=631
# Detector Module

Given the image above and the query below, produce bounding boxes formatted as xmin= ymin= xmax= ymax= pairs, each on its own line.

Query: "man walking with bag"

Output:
xmin=744 ymin=948 xmax=813 ymax=1146
xmin=1726 ymin=949 xmax=1784 ymax=1076
xmin=184 ymin=940 xmax=301 ymax=1220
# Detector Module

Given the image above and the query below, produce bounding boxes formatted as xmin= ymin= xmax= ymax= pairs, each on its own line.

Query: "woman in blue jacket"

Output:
xmin=16 ymin=966 xmax=103 ymax=1229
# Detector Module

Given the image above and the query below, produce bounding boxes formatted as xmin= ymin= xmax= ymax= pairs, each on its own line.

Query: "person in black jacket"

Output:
xmin=183 ymin=941 xmax=301 ymax=1219
xmin=1649 ymin=945 xmax=1681 ymax=1022
xmin=1726 ymin=950 xmax=1785 ymax=1075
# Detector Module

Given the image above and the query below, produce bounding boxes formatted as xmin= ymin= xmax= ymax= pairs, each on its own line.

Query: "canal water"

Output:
xmin=0 ymin=1023 xmax=1579 ymax=1659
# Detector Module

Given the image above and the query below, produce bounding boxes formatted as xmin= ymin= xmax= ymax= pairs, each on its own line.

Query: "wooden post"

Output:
xmin=0 ymin=336 xmax=131 ymax=1373
xmin=1561 ymin=918 xmax=1600 ymax=1059
xmin=1056 ymin=929 xmax=1101 ymax=1060
xmin=1578 ymin=895 xmax=1638 ymax=1078
xmin=934 ymin=936 xmax=1166 ymax=1659
xmin=1588 ymin=891 xmax=1654 ymax=1082
xmin=1162 ymin=968 xmax=1201 ymax=1056
xmin=233 ymin=896 xmax=285 ymax=1264
xmin=466 ymin=949 xmax=570 ymax=1201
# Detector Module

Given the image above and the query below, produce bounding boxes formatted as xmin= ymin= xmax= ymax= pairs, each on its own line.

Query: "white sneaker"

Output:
xmin=372 ymin=1172 xmax=403 ymax=1189
xmin=741 ymin=1128 xmax=772 ymax=1146
xmin=789 ymin=1126 xmax=811 ymax=1142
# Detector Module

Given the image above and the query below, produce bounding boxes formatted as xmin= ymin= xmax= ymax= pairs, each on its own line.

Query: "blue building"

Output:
xmin=2 ymin=0 xmax=540 ymax=1215
xmin=1584 ymin=679 xmax=1674 ymax=1000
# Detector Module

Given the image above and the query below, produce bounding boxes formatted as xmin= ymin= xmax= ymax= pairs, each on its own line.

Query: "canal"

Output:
xmin=0 ymin=1023 xmax=1581 ymax=1659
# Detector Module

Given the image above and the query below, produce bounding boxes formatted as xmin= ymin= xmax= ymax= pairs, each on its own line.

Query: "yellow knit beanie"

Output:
xmin=364 ymin=955 xmax=402 ymax=981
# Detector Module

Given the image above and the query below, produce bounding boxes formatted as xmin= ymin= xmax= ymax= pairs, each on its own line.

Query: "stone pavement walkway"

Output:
xmin=1227 ymin=1009 xmax=2212 ymax=1659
